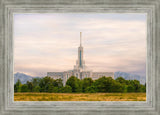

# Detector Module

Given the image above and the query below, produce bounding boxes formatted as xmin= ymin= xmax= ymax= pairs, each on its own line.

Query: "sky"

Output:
xmin=14 ymin=13 xmax=146 ymax=77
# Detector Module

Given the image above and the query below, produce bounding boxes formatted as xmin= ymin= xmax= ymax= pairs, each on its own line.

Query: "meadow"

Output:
xmin=14 ymin=93 xmax=146 ymax=101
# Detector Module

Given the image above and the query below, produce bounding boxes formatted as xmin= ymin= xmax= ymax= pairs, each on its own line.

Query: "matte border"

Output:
xmin=0 ymin=0 xmax=159 ymax=115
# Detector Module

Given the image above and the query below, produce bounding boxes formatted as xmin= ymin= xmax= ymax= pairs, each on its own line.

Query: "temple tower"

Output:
xmin=78 ymin=32 xmax=84 ymax=69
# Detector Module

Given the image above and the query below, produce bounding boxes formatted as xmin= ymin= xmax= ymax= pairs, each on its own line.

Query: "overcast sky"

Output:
xmin=14 ymin=13 xmax=146 ymax=77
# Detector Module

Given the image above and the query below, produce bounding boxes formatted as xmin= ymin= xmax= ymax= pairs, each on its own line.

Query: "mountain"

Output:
xmin=114 ymin=71 xmax=146 ymax=85
xmin=14 ymin=72 xmax=146 ymax=85
xmin=14 ymin=72 xmax=34 ymax=84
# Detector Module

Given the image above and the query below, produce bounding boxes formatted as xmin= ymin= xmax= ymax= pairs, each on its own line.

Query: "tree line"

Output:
xmin=14 ymin=76 xmax=146 ymax=93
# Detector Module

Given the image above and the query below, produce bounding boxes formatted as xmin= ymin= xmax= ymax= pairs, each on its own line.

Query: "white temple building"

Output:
xmin=47 ymin=32 xmax=114 ymax=85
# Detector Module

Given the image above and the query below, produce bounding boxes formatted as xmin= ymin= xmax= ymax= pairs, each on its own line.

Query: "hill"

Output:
xmin=114 ymin=71 xmax=146 ymax=84
xmin=14 ymin=72 xmax=34 ymax=84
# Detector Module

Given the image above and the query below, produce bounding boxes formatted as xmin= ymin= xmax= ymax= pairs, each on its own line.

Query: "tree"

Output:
xmin=62 ymin=85 xmax=72 ymax=93
xmin=127 ymin=85 xmax=135 ymax=92
xmin=14 ymin=79 xmax=22 ymax=92
xmin=39 ymin=76 xmax=53 ymax=92
xmin=48 ymin=84 xmax=54 ymax=93
xmin=21 ymin=84 xmax=28 ymax=92
xmin=130 ymin=80 xmax=141 ymax=92
xmin=53 ymin=87 xmax=59 ymax=93
xmin=85 ymin=85 xmax=96 ymax=93
xmin=14 ymin=75 xmax=146 ymax=93
xmin=139 ymin=84 xmax=146 ymax=92
xmin=94 ymin=76 xmax=114 ymax=92
xmin=53 ymin=78 xmax=63 ymax=88
xmin=32 ymin=78 xmax=41 ymax=87
xmin=82 ymin=78 xmax=93 ymax=92
xmin=33 ymin=86 xmax=40 ymax=92
xmin=26 ymin=81 xmax=33 ymax=92
xmin=66 ymin=76 xmax=82 ymax=92
xmin=111 ymin=81 xmax=124 ymax=92
xmin=116 ymin=77 xmax=127 ymax=85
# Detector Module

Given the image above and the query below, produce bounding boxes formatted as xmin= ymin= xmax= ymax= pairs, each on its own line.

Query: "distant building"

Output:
xmin=47 ymin=32 xmax=114 ymax=85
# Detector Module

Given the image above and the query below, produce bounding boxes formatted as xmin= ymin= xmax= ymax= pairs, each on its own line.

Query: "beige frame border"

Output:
xmin=0 ymin=0 xmax=159 ymax=115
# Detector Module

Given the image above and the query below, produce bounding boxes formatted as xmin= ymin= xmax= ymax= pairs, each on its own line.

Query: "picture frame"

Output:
xmin=0 ymin=0 xmax=159 ymax=115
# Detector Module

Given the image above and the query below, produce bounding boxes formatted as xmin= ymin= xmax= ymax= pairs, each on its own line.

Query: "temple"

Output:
xmin=47 ymin=32 xmax=114 ymax=85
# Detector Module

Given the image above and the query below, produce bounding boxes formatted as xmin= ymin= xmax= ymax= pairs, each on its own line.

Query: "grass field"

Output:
xmin=14 ymin=93 xmax=146 ymax=101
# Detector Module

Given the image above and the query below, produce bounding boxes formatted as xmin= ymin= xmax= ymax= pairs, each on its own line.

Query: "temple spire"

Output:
xmin=80 ymin=32 xmax=82 ymax=46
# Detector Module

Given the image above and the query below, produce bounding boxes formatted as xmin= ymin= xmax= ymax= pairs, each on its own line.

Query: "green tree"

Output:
xmin=39 ymin=76 xmax=53 ymax=92
xmin=94 ymin=76 xmax=114 ymax=92
xmin=52 ymin=78 xmax=63 ymax=92
xmin=116 ymin=77 xmax=127 ymax=85
xmin=139 ymin=84 xmax=146 ymax=92
xmin=14 ymin=79 xmax=22 ymax=92
xmin=143 ymin=83 xmax=146 ymax=92
xmin=111 ymin=81 xmax=124 ymax=92
xmin=32 ymin=78 xmax=41 ymax=87
xmin=82 ymin=78 xmax=93 ymax=92
xmin=48 ymin=84 xmax=54 ymax=93
xmin=33 ymin=86 xmax=40 ymax=92
xmin=21 ymin=84 xmax=28 ymax=92
xmin=66 ymin=76 xmax=82 ymax=92
xmin=131 ymin=80 xmax=141 ymax=92
xmin=85 ymin=85 xmax=96 ymax=93
xmin=53 ymin=87 xmax=59 ymax=93
xmin=127 ymin=85 xmax=135 ymax=92
xmin=26 ymin=81 xmax=33 ymax=92
xmin=15 ymin=75 xmax=145 ymax=93
xmin=62 ymin=85 xmax=72 ymax=93
xmin=53 ymin=78 xmax=63 ymax=88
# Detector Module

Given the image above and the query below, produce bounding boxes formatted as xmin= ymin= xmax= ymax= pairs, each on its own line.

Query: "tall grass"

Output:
xmin=14 ymin=93 xmax=146 ymax=101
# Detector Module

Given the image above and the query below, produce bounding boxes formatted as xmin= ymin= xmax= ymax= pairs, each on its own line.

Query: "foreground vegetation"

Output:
xmin=14 ymin=76 xmax=146 ymax=93
xmin=14 ymin=93 xmax=146 ymax=101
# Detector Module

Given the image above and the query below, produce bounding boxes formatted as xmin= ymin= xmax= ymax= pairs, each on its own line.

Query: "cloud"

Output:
xmin=14 ymin=13 xmax=146 ymax=76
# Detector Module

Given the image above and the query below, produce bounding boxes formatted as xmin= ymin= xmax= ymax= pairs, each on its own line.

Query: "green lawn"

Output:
xmin=14 ymin=93 xmax=146 ymax=101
